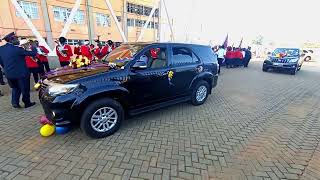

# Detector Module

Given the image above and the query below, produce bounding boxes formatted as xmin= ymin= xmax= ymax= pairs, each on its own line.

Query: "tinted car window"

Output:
xmin=272 ymin=48 xmax=299 ymax=57
xmin=172 ymin=47 xmax=196 ymax=65
xmin=141 ymin=47 xmax=167 ymax=69
xmin=192 ymin=46 xmax=217 ymax=64
xmin=107 ymin=44 xmax=146 ymax=67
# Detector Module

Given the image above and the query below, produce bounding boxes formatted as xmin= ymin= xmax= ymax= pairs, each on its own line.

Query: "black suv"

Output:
xmin=262 ymin=48 xmax=304 ymax=75
xmin=39 ymin=43 xmax=218 ymax=138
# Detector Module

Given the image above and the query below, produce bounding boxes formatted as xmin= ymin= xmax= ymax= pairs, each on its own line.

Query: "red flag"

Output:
xmin=222 ymin=34 xmax=228 ymax=48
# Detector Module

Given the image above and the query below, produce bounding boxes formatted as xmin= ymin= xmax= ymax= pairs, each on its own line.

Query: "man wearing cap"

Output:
xmin=94 ymin=41 xmax=108 ymax=61
xmin=0 ymin=32 xmax=37 ymax=108
xmin=80 ymin=40 xmax=93 ymax=61
xmin=56 ymin=37 xmax=73 ymax=67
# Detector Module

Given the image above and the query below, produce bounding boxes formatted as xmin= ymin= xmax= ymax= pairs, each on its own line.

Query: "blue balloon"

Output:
xmin=55 ymin=126 xmax=70 ymax=134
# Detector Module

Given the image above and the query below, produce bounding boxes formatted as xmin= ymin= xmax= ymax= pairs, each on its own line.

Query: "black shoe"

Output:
xmin=13 ymin=104 xmax=22 ymax=108
xmin=25 ymin=102 xmax=36 ymax=108
xmin=0 ymin=82 xmax=5 ymax=85
xmin=0 ymin=93 xmax=3 ymax=97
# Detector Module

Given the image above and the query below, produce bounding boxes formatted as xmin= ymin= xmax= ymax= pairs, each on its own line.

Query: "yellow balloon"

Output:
xmin=40 ymin=124 xmax=55 ymax=137
xmin=34 ymin=83 xmax=41 ymax=90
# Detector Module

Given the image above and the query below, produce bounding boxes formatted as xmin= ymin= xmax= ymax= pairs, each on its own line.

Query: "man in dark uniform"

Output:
xmin=244 ymin=47 xmax=252 ymax=67
xmin=0 ymin=32 xmax=37 ymax=108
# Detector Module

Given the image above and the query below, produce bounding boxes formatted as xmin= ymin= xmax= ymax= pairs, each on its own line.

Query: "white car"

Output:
xmin=302 ymin=50 xmax=313 ymax=61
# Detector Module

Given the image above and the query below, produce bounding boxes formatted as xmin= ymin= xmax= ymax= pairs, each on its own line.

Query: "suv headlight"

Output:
xmin=48 ymin=84 xmax=79 ymax=96
xmin=288 ymin=58 xmax=299 ymax=63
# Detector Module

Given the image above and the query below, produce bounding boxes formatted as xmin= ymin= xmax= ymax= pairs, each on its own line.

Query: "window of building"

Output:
xmin=127 ymin=2 xmax=158 ymax=18
xmin=96 ymin=13 xmax=111 ymax=27
xmin=153 ymin=9 xmax=159 ymax=17
xmin=127 ymin=18 xmax=158 ymax=29
xmin=16 ymin=1 xmax=39 ymax=19
xmin=116 ymin=16 xmax=121 ymax=22
xmin=53 ymin=6 xmax=85 ymax=24
xmin=135 ymin=19 xmax=141 ymax=27
xmin=143 ymin=7 xmax=152 ymax=16
xmin=66 ymin=39 xmax=84 ymax=45
xmin=127 ymin=18 xmax=135 ymax=27
xmin=127 ymin=3 xmax=134 ymax=13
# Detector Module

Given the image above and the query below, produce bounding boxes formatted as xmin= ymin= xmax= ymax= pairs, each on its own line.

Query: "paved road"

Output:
xmin=0 ymin=59 xmax=320 ymax=180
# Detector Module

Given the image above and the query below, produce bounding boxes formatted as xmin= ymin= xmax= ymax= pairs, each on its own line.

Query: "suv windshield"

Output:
xmin=272 ymin=48 xmax=299 ymax=57
xmin=106 ymin=44 xmax=146 ymax=67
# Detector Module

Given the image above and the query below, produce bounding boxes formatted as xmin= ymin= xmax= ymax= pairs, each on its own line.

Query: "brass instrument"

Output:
xmin=36 ymin=47 xmax=47 ymax=57
xmin=55 ymin=40 xmax=68 ymax=57
xmin=20 ymin=39 xmax=38 ymax=63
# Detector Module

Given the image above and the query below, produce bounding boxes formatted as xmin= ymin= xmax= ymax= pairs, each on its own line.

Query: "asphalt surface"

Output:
xmin=0 ymin=58 xmax=320 ymax=180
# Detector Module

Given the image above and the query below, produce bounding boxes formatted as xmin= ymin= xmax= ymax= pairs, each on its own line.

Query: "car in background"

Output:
xmin=302 ymin=49 xmax=313 ymax=61
xmin=39 ymin=43 xmax=219 ymax=138
xmin=262 ymin=48 xmax=304 ymax=75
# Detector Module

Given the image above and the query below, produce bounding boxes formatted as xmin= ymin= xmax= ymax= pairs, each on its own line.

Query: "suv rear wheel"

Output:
xmin=191 ymin=80 xmax=209 ymax=106
xmin=304 ymin=56 xmax=311 ymax=61
xmin=81 ymin=98 xmax=124 ymax=138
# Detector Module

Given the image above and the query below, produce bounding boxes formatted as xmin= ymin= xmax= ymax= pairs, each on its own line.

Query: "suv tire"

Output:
xmin=290 ymin=67 xmax=297 ymax=75
xmin=304 ymin=56 xmax=311 ymax=61
xmin=191 ymin=80 xmax=210 ymax=106
xmin=80 ymin=98 xmax=124 ymax=138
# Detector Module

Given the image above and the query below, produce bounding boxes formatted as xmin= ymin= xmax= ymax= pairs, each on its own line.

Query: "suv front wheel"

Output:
xmin=81 ymin=98 xmax=124 ymax=138
xmin=191 ymin=80 xmax=210 ymax=106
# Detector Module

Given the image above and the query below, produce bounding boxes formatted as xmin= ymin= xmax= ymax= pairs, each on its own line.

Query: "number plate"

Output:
xmin=273 ymin=63 xmax=283 ymax=66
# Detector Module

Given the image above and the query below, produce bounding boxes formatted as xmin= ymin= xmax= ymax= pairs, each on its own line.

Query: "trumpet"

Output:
xmin=55 ymin=40 xmax=68 ymax=57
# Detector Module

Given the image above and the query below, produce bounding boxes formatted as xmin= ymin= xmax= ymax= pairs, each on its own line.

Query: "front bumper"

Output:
xmin=263 ymin=61 xmax=297 ymax=70
xmin=212 ymin=75 xmax=218 ymax=89
xmin=39 ymin=87 xmax=77 ymax=127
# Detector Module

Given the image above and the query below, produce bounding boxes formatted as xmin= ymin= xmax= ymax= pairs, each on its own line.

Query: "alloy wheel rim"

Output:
xmin=90 ymin=107 xmax=118 ymax=132
xmin=196 ymin=85 xmax=207 ymax=102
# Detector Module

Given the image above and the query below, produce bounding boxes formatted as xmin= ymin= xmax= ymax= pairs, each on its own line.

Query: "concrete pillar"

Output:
xmin=86 ymin=0 xmax=95 ymax=43
xmin=122 ymin=0 xmax=128 ymax=40
xmin=40 ymin=0 xmax=54 ymax=49
xmin=157 ymin=0 xmax=161 ymax=42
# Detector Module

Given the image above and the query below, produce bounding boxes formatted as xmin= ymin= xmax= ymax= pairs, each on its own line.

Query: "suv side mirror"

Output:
xmin=132 ymin=61 xmax=147 ymax=69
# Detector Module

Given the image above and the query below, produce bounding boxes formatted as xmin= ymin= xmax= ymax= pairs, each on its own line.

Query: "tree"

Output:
xmin=252 ymin=35 xmax=264 ymax=45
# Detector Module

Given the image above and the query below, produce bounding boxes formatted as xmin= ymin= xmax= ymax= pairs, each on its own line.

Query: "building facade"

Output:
xmin=0 ymin=0 xmax=160 ymax=47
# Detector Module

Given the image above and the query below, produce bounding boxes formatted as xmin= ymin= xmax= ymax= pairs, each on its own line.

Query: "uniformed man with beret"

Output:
xmin=0 ymin=32 xmax=37 ymax=108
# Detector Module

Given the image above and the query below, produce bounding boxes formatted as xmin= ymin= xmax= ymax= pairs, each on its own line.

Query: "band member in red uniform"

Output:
xmin=94 ymin=41 xmax=108 ymax=61
xmin=234 ymin=48 xmax=244 ymax=67
xmin=80 ymin=40 xmax=93 ymax=61
xmin=74 ymin=41 xmax=82 ymax=56
xmin=34 ymin=40 xmax=50 ymax=73
xmin=107 ymin=40 xmax=116 ymax=52
xmin=21 ymin=40 xmax=41 ymax=84
xmin=56 ymin=37 xmax=73 ymax=67
xmin=225 ymin=47 xmax=234 ymax=68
